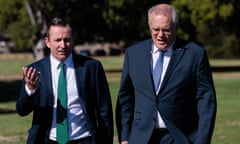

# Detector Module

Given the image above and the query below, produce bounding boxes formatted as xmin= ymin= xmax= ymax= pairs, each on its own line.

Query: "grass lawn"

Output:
xmin=0 ymin=53 xmax=240 ymax=144
xmin=211 ymin=73 xmax=240 ymax=144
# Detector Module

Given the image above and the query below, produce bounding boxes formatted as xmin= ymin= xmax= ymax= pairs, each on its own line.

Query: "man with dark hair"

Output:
xmin=17 ymin=17 xmax=113 ymax=144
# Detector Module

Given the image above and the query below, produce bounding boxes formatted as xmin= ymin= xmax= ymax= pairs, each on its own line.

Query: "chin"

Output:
xmin=57 ymin=55 xmax=68 ymax=61
xmin=156 ymin=45 xmax=167 ymax=50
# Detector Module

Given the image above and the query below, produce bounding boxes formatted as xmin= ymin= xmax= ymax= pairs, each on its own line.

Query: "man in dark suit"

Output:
xmin=16 ymin=17 xmax=113 ymax=144
xmin=116 ymin=4 xmax=216 ymax=144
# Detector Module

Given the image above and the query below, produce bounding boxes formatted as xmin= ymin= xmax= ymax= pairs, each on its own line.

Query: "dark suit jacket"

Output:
xmin=16 ymin=53 xmax=113 ymax=144
xmin=116 ymin=37 xmax=216 ymax=144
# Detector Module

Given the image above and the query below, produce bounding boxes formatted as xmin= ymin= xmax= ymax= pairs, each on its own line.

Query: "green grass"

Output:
xmin=211 ymin=75 xmax=240 ymax=144
xmin=95 ymin=56 xmax=124 ymax=70
xmin=0 ymin=53 xmax=240 ymax=144
xmin=210 ymin=59 xmax=240 ymax=66
xmin=0 ymin=53 xmax=34 ymax=75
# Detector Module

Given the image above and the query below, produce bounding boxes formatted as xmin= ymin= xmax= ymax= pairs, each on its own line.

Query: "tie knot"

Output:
xmin=159 ymin=50 xmax=165 ymax=55
xmin=59 ymin=63 xmax=65 ymax=69
xmin=158 ymin=51 xmax=165 ymax=59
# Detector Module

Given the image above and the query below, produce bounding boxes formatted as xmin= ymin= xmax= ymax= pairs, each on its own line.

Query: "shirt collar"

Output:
xmin=50 ymin=53 xmax=73 ymax=69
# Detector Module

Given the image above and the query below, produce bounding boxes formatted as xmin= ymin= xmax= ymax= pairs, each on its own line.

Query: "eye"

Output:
xmin=64 ymin=38 xmax=72 ymax=43
xmin=162 ymin=29 xmax=171 ymax=34
xmin=151 ymin=27 xmax=172 ymax=35
xmin=151 ymin=28 xmax=160 ymax=34
xmin=55 ymin=39 xmax=62 ymax=42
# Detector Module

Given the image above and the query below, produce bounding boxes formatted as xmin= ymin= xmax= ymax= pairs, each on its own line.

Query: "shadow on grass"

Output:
xmin=0 ymin=80 xmax=21 ymax=114
xmin=0 ymin=108 xmax=16 ymax=114
xmin=0 ymin=80 xmax=21 ymax=102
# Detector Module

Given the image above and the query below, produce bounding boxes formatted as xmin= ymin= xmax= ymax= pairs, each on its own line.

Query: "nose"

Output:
xmin=157 ymin=30 xmax=165 ymax=37
xmin=59 ymin=40 xmax=66 ymax=48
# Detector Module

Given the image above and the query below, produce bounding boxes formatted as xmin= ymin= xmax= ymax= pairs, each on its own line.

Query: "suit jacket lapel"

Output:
xmin=159 ymin=38 xmax=186 ymax=93
xmin=72 ymin=54 xmax=88 ymax=113
xmin=72 ymin=54 xmax=89 ymax=95
xmin=39 ymin=57 xmax=54 ymax=106
xmin=142 ymin=40 xmax=157 ymax=96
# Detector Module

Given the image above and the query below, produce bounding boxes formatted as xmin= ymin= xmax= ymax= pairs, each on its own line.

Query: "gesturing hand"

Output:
xmin=22 ymin=67 xmax=40 ymax=91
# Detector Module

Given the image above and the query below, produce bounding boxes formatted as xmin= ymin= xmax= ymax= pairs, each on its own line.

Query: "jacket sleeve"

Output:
xmin=16 ymin=77 xmax=36 ymax=116
xmin=94 ymin=61 xmax=114 ymax=144
xmin=116 ymin=49 xmax=135 ymax=142
xmin=195 ymin=49 xmax=217 ymax=144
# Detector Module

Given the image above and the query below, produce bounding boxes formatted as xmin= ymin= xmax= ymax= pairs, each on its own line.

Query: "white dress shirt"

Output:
xmin=151 ymin=39 xmax=175 ymax=128
xmin=25 ymin=54 xmax=91 ymax=141
xmin=49 ymin=54 xmax=91 ymax=140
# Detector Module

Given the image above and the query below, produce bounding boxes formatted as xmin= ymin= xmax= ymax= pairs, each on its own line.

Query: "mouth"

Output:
xmin=58 ymin=48 xmax=67 ymax=53
xmin=58 ymin=51 xmax=68 ymax=57
xmin=157 ymin=39 xmax=167 ymax=45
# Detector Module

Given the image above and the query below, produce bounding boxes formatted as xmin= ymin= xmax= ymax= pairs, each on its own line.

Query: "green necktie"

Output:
xmin=57 ymin=63 xmax=68 ymax=144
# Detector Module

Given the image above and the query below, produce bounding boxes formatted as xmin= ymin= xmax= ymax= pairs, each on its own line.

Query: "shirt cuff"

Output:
xmin=25 ymin=84 xmax=36 ymax=96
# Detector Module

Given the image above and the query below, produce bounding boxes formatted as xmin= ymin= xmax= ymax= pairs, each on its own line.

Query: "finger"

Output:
xmin=22 ymin=67 xmax=31 ymax=82
xmin=33 ymin=71 xmax=41 ymax=83
xmin=22 ymin=66 xmax=28 ymax=76
xmin=29 ymin=68 xmax=36 ymax=80
xmin=24 ymin=67 xmax=32 ymax=78
xmin=23 ymin=67 xmax=35 ymax=82
xmin=25 ymin=67 xmax=35 ymax=80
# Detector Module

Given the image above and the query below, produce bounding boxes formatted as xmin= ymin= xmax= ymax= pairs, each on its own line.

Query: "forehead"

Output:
xmin=149 ymin=14 xmax=172 ymax=27
xmin=48 ymin=25 xmax=72 ymax=37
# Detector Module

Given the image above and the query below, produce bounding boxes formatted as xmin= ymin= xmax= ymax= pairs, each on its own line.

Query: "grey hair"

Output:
xmin=147 ymin=4 xmax=179 ymax=27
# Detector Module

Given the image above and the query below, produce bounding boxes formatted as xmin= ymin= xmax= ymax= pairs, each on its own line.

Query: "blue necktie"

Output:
xmin=153 ymin=51 xmax=164 ymax=91
xmin=57 ymin=63 xmax=68 ymax=143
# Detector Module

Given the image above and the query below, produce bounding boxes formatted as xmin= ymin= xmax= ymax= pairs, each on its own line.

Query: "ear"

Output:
xmin=44 ymin=37 xmax=50 ymax=49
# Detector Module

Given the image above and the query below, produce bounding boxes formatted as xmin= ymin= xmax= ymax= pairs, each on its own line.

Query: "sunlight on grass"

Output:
xmin=211 ymin=77 xmax=240 ymax=144
xmin=210 ymin=59 xmax=240 ymax=66
xmin=0 ymin=53 xmax=239 ymax=144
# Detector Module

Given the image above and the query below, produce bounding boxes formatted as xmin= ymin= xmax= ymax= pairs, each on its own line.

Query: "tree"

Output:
xmin=0 ymin=0 xmax=33 ymax=52
xmin=0 ymin=0 xmax=239 ymax=58
xmin=172 ymin=0 xmax=240 ymax=58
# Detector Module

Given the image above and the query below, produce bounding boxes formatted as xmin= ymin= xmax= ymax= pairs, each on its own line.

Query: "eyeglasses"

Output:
xmin=150 ymin=27 xmax=173 ymax=35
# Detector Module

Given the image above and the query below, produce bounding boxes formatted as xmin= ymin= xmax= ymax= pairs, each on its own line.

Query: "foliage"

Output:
xmin=28 ymin=0 xmax=162 ymax=44
xmin=0 ymin=0 xmax=239 ymax=58
xmin=172 ymin=0 xmax=240 ymax=58
xmin=0 ymin=0 xmax=33 ymax=51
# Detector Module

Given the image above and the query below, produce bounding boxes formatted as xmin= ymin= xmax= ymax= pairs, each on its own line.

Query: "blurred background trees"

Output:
xmin=0 ymin=0 xmax=239 ymax=58
xmin=172 ymin=0 xmax=240 ymax=58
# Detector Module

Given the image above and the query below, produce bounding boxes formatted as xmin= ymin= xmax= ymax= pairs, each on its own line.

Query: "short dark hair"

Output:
xmin=45 ymin=17 xmax=70 ymax=38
